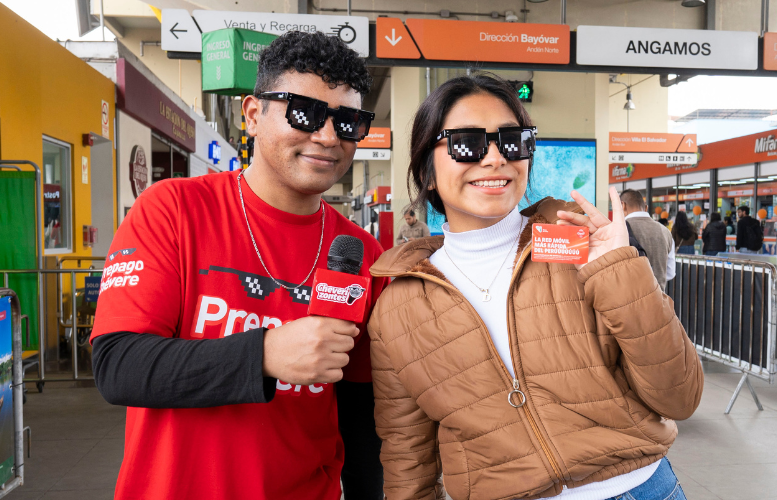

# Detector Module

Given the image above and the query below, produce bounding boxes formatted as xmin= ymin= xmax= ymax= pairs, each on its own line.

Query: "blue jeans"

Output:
xmin=677 ymin=245 xmax=695 ymax=255
xmin=607 ymin=459 xmax=686 ymax=500
xmin=704 ymin=251 xmax=719 ymax=256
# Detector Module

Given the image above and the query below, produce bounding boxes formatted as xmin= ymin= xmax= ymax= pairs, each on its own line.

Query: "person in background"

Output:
xmin=702 ymin=212 xmax=727 ymax=256
xmin=724 ymin=216 xmax=735 ymax=235
xmin=672 ymin=211 xmax=698 ymax=255
xmin=658 ymin=218 xmax=669 ymax=227
xmin=736 ymin=205 xmax=763 ymax=254
xmin=620 ymin=189 xmax=675 ymax=291
xmin=396 ymin=208 xmax=430 ymax=245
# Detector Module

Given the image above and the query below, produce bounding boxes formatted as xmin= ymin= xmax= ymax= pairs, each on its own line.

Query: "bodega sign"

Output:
xmin=576 ymin=26 xmax=758 ymax=70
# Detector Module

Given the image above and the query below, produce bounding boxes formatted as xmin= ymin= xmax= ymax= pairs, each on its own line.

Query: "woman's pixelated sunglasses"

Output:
xmin=256 ymin=92 xmax=375 ymax=142
xmin=432 ymin=127 xmax=537 ymax=162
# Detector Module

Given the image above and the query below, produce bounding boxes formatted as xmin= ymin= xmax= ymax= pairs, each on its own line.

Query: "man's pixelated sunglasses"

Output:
xmin=433 ymin=127 xmax=537 ymax=162
xmin=257 ymin=92 xmax=375 ymax=142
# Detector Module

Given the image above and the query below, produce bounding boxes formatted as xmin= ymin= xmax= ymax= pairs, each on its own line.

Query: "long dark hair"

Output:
xmin=673 ymin=211 xmax=696 ymax=240
xmin=407 ymin=73 xmax=533 ymax=216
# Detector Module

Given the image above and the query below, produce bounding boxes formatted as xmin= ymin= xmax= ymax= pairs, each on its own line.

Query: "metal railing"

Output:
xmin=0 ymin=289 xmax=27 ymax=497
xmin=666 ymin=255 xmax=777 ymax=413
xmin=1 ymin=269 xmax=102 ymax=383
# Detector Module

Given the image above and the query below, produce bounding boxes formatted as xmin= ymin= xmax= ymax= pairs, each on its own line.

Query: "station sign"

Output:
xmin=355 ymin=127 xmax=391 ymax=160
xmin=609 ymin=152 xmax=697 ymax=165
xmin=577 ymin=26 xmax=758 ymax=70
xmin=697 ymin=129 xmax=777 ymax=170
xmin=161 ymin=9 xmax=369 ymax=56
xmin=609 ymin=133 xmax=697 ymax=153
xmin=376 ymin=17 xmax=570 ymax=65
xmin=765 ymin=33 xmax=777 ymax=71
xmin=609 ymin=162 xmax=706 ymax=183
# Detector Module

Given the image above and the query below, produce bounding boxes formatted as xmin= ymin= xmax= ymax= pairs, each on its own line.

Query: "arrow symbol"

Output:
xmin=169 ymin=22 xmax=187 ymax=39
xmin=384 ymin=29 xmax=402 ymax=46
xmin=685 ymin=138 xmax=694 ymax=147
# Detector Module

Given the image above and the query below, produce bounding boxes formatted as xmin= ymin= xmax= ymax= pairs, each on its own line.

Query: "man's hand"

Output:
xmin=262 ymin=316 xmax=360 ymax=385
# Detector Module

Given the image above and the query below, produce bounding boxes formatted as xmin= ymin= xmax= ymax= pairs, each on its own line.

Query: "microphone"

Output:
xmin=308 ymin=235 xmax=371 ymax=323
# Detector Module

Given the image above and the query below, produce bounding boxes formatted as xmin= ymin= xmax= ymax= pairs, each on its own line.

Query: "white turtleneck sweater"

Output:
xmin=428 ymin=207 xmax=659 ymax=500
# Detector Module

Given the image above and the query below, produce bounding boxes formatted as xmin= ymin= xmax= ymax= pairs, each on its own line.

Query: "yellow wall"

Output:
xmin=0 ymin=3 xmax=117 ymax=260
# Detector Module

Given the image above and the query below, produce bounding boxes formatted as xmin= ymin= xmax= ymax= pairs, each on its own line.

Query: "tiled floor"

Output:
xmin=6 ymin=360 xmax=777 ymax=499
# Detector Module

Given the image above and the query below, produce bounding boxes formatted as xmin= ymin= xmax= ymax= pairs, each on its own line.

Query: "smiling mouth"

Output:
xmin=470 ymin=179 xmax=510 ymax=188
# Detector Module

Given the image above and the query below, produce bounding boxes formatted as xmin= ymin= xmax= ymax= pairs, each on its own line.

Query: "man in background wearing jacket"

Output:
xmin=620 ymin=189 xmax=675 ymax=290
xmin=736 ymin=205 xmax=763 ymax=254
xmin=702 ymin=212 xmax=727 ymax=256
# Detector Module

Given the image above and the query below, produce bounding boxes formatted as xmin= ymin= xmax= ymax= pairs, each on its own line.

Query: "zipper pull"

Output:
xmin=508 ymin=378 xmax=526 ymax=408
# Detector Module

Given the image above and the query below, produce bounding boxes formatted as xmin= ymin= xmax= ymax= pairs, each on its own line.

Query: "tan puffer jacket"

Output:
xmin=367 ymin=198 xmax=703 ymax=500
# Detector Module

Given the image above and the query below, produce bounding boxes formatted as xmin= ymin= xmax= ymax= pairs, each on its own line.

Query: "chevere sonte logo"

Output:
xmin=315 ymin=283 xmax=366 ymax=305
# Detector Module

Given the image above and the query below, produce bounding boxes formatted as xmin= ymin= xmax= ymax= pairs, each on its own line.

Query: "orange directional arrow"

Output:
xmin=376 ymin=18 xmax=420 ymax=59
xmin=677 ymin=134 xmax=698 ymax=153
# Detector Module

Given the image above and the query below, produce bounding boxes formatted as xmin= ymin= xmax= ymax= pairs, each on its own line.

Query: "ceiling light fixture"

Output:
xmin=681 ymin=0 xmax=705 ymax=7
xmin=623 ymin=90 xmax=636 ymax=110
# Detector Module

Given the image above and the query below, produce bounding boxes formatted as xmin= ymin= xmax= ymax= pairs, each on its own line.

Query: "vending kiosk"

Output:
xmin=365 ymin=186 xmax=393 ymax=250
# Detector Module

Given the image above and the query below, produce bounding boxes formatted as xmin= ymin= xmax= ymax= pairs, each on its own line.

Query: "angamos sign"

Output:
xmin=576 ymin=26 xmax=758 ymax=70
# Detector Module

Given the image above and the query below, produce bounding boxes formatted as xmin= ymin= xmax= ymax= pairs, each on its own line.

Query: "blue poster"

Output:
xmin=0 ymin=298 xmax=13 ymax=485
xmin=519 ymin=139 xmax=597 ymax=210
xmin=84 ymin=277 xmax=101 ymax=303
xmin=425 ymin=139 xmax=596 ymax=231
xmin=426 ymin=202 xmax=446 ymax=236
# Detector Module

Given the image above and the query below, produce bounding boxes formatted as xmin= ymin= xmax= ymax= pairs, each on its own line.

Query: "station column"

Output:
xmin=390 ymin=67 xmax=424 ymax=237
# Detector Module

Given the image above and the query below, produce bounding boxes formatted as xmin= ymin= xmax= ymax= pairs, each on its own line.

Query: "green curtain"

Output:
xmin=0 ymin=172 xmax=39 ymax=350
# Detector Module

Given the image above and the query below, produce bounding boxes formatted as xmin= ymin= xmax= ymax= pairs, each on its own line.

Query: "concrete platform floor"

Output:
xmin=5 ymin=359 xmax=777 ymax=500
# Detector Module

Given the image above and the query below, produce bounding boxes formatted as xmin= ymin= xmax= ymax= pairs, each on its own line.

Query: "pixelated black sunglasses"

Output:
xmin=257 ymin=92 xmax=375 ymax=142
xmin=433 ymin=127 xmax=537 ymax=162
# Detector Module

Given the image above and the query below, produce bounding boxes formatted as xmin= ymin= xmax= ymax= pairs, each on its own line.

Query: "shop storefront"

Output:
xmin=116 ymin=58 xmax=196 ymax=221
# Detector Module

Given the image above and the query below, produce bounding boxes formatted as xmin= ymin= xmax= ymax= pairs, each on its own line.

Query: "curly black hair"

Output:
xmin=253 ymin=31 xmax=372 ymax=108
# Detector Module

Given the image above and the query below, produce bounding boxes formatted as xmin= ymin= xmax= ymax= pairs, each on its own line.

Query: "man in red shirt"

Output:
xmin=91 ymin=32 xmax=385 ymax=500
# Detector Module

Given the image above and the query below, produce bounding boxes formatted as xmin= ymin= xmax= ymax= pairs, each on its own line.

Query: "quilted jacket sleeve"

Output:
xmin=578 ymin=246 xmax=704 ymax=420
xmin=368 ymin=302 xmax=442 ymax=500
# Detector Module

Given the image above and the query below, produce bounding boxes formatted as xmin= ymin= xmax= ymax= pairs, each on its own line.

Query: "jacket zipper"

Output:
xmin=379 ymin=244 xmax=565 ymax=486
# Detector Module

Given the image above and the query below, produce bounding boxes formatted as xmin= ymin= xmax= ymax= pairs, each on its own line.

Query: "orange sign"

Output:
xmin=403 ymin=19 xmax=569 ymax=64
xmin=376 ymin=18 xmax=421 ymax=59
xmin=765 ymin=33 xmax=777 ymax=71
xmin=609 ymin=162 xmax=708 ymax=183
xmin=357 ymin=127 xmax=391 ymax=149
xmin=698 ymin=129 xmax=777 ymax=170
xmin=609 ymin=133 xmax=697 ymax=153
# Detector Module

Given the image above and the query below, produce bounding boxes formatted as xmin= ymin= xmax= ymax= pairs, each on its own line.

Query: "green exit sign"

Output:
xmin=509 ymin=80 xmax=533 ymax=103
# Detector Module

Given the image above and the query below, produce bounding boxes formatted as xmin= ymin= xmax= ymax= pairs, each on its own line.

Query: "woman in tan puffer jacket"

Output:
xmin=367 ymin=74 xmax=703 ymax=500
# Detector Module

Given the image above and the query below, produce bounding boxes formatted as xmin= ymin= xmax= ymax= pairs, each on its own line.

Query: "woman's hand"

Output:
xmin=556 ymin=187 xmax=630 ymax=270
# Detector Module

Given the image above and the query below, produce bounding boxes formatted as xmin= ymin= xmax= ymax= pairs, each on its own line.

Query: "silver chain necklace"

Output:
xmin=236 ymin=170 xmax=325 ymax=291
xmin=443 ymin=234 xmax=519 ymax=302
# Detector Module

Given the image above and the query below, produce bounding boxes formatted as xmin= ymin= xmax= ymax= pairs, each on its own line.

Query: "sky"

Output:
xmin=667 ymin=75 xmax=777 ymax=119
xmin=4 ymin=1 xmax=777 ymax=120
xmin=2 ymin=0 xmax=116 ymax=42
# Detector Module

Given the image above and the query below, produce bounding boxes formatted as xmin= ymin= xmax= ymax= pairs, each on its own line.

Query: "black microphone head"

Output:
xmin=328 ymin=235 xmax=364 ymax=275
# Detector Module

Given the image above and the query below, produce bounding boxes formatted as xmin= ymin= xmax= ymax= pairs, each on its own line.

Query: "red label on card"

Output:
xmin=531 ymin=224 xmax=589 ymax=265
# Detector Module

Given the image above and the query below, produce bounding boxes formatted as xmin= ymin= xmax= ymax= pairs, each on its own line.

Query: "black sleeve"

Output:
xmin=92 ymin=330 xmax=277 ymax=408
xmin=736 ymin=221 xmax=744 ymax=249
xmin=336 ymin=380 xmax=384 ymax=500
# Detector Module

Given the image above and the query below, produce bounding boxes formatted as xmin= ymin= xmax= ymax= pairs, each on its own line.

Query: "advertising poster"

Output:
xmin=425 ymin=139 xmax=596 ymax=231
xmin=521 ymin=139 xmax=597 ymax=209
xmin=0 ymin=297 xmax=13 ymax=485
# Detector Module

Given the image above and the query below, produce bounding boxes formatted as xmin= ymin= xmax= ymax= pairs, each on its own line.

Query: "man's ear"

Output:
xmin=243 ymin=96 xmax=261 ymax=137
